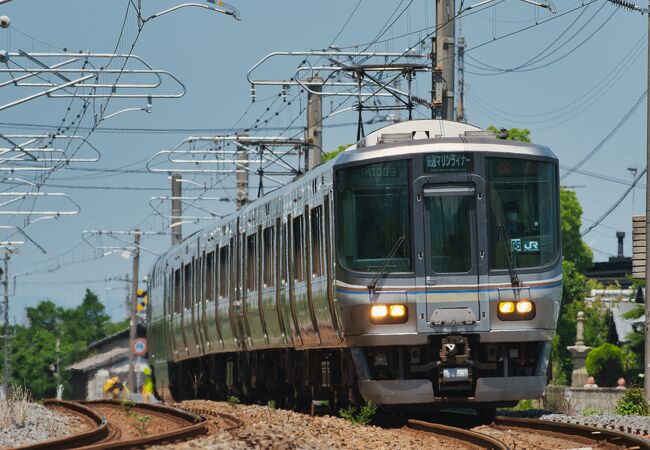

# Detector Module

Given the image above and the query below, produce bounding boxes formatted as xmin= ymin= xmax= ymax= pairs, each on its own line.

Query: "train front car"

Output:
xmin=334 ymin=120 xmax=561 ymax=410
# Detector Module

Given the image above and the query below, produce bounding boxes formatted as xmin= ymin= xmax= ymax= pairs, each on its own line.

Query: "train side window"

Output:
xmin=173 ymin=269 xmax=181 ymax=313
xmin=310 ymin=205 xmax=324 ymax=277
xmin=292 ymin=215 xmax=305 ymax=282
xmin=205 ymin=251 xmax=214 ymax=302
xmin=281 ymin=222 xmax=288 ymax=283
xmin=246 ymin=233 xmax=258 ymax=291
xmin=263 ymin=226 xmax=274 ymax=287
xmin=184 ymin=263 xmax=192 ymax=309
xmin=218 ymin=245 xmax=229 ymax=298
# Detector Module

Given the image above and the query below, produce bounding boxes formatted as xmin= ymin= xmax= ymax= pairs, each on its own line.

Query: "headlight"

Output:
xmin=389 ymin=304 xmax=406 ymax=318
xmin=498 ymin=300 xmax=535 ymax=320
xmin=370 ymin=305 xmax=388 ymax=319
xmin=516 ymin=300 xmax=533 ymax=314
xmin=370 ymin=304 xmax=408 ymax=324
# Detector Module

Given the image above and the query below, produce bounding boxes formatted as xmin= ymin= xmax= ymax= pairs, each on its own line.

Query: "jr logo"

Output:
xmin=524 ymin=240 xmax=540 ymax=252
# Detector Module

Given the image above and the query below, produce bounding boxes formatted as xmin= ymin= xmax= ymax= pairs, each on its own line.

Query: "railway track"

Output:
xmin=379 ymin=412 xmax=650 ymax=449
xmin=489 ymin=415 xmax=650 ymax=449
xmin=15 ymin=400 xmax=207 ymax=450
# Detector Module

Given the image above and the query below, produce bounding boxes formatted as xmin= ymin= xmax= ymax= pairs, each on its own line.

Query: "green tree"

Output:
xmin=487 ymin=125 xmax=531 ymax=142
xmin=586 ymin=343 xmax=625 ymax=387
xmin=1 ymin=289 xmax=126 ymax=399
xmin=560 ymin=189 xmax=593 ymax=272
xmin=552 ymin=262 xmax=613 ymax=384
xmin=322 ymin=144 xmax=351 ymax=162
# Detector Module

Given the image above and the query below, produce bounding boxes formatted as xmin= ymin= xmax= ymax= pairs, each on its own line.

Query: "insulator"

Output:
xmin=607 ymin=0 xmax=644 ymax=12
xmin=250 ymin=85 xmax=256 ymax=103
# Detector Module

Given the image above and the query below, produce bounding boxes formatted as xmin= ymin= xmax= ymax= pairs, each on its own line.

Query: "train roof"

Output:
xmin=336 ymin=119 xmax=557 ymax=166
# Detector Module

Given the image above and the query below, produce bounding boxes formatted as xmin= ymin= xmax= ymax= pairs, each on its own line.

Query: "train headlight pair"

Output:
xmin=370 ymin=304 xmax=408 ymax=324
xmin=498 ymin=300 xmax=535 ymax=320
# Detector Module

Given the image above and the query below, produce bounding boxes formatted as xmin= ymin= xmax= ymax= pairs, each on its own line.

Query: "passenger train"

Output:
xmin=147 ymin=119 xmax=561 ymax=414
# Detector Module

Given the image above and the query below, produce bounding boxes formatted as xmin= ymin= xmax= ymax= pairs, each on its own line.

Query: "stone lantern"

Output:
xmin=567 ymin=311 xmax=592 ymax=387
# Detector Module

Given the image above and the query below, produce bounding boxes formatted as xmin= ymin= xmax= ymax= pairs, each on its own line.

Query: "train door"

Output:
xmin=421 ymin=184 xmax=481 ymax=328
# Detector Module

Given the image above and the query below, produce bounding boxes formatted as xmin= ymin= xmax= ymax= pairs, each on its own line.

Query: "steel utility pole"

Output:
xmin=1 ymin=249 xmax=9 ymax=398
xmin=456 ymin=36 xmax=466 ymax=123
xmin=436 ymin=0 xmax=456 ymax=121
xmin=127 ymin=230 xmax=140 ymax=395
xmin=171 ymin=174 xmax=182 ymax=245
xmin=236 ymin=139 xmax=248 ymax=209
xmin=645 ymin=0 xmax=650 ymax=402
xmin=306 ymin=77 xmax=323 ymax=170
xmin=55 ymin=337 xmax=62 ymax=400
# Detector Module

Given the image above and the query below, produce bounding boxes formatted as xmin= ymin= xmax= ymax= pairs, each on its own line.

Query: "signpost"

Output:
xmin=132 ymin=338 xmax=147 ymax=357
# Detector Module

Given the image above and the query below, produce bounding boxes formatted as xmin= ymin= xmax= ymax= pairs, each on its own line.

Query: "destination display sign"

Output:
xmin=424 ymin=153 xmax=473 ymax=173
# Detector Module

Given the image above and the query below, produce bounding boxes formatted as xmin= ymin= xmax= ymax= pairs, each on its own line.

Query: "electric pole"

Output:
xmin=643 ymin=2 xmax=650 ymax=400
xmin=306 ymin=77 xmax=323 ymax=170
xmin=456 ymin=35 xmax=466 ymax=122
xmin=171 ymin=174 xmax=182 ymax=245
xmin=436 ymin=0 xmax=456 ymax=121
xmin=55 ymin=337 xmax=62 ymax=400
xmin=1 ymin=249 xmax=9 ymax=399
xmin=127 ymin=230 xmax=140 ymax=395
xmin=236 ymin=138 xmax=249 ymax=209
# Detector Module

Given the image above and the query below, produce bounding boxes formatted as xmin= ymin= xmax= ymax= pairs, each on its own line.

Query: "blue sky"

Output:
xmin=0 ymin=0 xmax=645 ymax=322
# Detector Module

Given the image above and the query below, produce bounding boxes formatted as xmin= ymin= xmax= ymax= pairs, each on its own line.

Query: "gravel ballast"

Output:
xmin=0 ymin=402 xmax=71 ymax=449
xmin=540 ymin=412 xmax=650 ymax=435
xmin=152 ymin=400 xmax=472 ymax=450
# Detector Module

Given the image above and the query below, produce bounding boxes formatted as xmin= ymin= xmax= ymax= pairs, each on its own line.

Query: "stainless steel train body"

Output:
xmin=147 ymin=120 xmax=562 ymax=408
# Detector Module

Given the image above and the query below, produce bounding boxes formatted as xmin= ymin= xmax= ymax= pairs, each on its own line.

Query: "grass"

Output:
xmin=0 ymin=384 xmax=31 ymax=429
xmin=339 ymin=401 xmax=377 ymax=426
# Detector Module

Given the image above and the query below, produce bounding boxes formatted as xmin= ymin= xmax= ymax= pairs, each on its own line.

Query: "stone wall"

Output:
xmin=543 ymin=385 xmax=626 ymax=414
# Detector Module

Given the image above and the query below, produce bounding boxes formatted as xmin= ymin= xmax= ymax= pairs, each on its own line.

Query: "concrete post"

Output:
xmin=568 ymin=311 xmax=592 ymax=387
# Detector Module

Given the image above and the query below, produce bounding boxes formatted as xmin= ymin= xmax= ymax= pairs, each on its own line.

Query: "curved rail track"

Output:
xmin=493 ymin=416 xmax=650 ymax=450
xmin=408 ymin=418 xmax=509 ymax=449
xmin=379 ymin=412 xmax=650 ymax=450
xmin=15 ymin=400 xmax=207 ymax=450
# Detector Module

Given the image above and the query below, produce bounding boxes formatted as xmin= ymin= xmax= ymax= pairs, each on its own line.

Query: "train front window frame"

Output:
xmin=487 ymin=157 xmax=559 ymax=270
xmin=335 ymin=159 xmax=412 ymax=274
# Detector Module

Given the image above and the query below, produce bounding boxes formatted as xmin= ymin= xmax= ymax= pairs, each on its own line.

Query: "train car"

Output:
xmin=146 ymin=119 xmax=561 ymax=413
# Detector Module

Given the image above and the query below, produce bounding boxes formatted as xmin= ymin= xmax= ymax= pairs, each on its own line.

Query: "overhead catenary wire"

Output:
xmin=561 ymin=89 xmax=647 ymax=180
xmin=581 ymin=166 xmax=647 ymax=237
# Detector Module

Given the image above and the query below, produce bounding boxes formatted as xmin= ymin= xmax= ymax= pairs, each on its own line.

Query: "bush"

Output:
xmin=585 ymin=343 xmax=625 ymax=387
xmin=581 ymin=407 xmax=602 ymax=416
xmin=615 ymin=388 xmax=649 ymax=416
xmin=339 ymin=401 xmax=377 ymax=425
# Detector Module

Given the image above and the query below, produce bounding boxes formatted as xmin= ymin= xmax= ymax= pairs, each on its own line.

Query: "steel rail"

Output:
xmin=494 ymin=416 xmax=650 ymax=449
xmin=77 ymin=400 xmax=207 ymax=450
xmin=408 ymin=419 xmax=510 ymax=450
xmin=14 ymin=399 xmax=109 ymax=450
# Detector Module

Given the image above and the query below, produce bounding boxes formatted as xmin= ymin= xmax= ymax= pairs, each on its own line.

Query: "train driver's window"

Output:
xmin=487 ymin=158 xmax=558 ymax=269
xmin=336 ymin=160 xmax=411 ymax=273
xmin=263 ymin=226 xmax=274 ymax=287
xmin=218 ymin=245 xmax=229 ymax=298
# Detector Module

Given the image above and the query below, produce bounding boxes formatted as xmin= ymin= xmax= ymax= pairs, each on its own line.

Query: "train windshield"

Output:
xmin=488 ymin=157 xmax=558 ymax=269
xmin=336 ymin=160 xmax=411 ymax=273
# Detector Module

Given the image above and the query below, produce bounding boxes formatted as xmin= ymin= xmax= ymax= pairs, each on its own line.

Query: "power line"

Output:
xmin=581 ymin=166 xmax=647 ymax=236
xmin=561 ymin=89 xmax=647 ymax=180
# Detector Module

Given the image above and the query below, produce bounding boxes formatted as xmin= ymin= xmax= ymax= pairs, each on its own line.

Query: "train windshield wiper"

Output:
xmin=368 ymin=235 xmax=406 ymax=291
xmin=498 ymin=224 xmax=522 ymax=288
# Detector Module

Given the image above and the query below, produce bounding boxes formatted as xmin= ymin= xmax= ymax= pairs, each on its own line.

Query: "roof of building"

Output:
xmin=67 ymin=347 xmax=129 ymax=372
xmin=611 ymin=301 xmax=644 ymax=343
xmin=87 ymin=324 xmax=145 ymax=351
